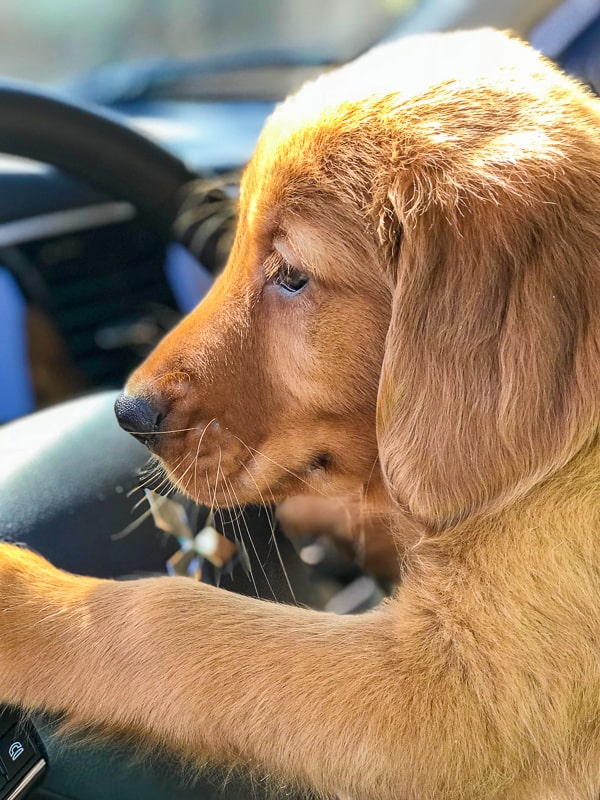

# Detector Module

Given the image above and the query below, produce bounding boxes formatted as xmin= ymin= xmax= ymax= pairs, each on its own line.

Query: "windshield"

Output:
xmin=0 ymin=0 xmax=418 ymax=84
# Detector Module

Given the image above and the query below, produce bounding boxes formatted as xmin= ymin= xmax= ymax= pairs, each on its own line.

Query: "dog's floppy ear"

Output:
xmin=375 ymin=123 xmax=600 ymax=530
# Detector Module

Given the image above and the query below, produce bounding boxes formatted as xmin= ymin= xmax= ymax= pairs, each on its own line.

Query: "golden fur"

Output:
xmin=3 ymin=28 xmax=600 ymax=799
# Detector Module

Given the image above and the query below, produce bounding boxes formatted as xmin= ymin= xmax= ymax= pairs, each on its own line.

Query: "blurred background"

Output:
xmin=0 ymin=0 xmax=413 ymax=81
xmin=0 ymin=0 xmax=562 ymax=84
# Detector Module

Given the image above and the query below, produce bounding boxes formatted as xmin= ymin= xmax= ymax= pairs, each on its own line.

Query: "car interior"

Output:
xmin=1 ymin=1 xmax=599 ymax=797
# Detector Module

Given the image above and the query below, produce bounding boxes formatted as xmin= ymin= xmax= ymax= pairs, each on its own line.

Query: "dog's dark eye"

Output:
xmin=273 ymin=261 xmax=309 ymax=294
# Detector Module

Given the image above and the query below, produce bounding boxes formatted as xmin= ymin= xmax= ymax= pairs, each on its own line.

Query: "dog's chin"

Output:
xmin=157 ymin=447 xmax=361 ymax=509
xmin=164 ymin=466 xmax=315 ymax=508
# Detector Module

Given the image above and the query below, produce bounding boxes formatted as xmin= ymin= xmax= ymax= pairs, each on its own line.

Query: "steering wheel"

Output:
xmin=0 ymin=84 xmax=311 ymax=800
xmin=0 ymin=83 xmax=194 ymax=238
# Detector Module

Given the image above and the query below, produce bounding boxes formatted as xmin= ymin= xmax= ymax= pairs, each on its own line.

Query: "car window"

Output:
xmin=0 ymin=0 xmax=419 ymax=84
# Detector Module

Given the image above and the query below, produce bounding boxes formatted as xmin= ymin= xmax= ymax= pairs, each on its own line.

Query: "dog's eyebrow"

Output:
xmin=281 ymin=222 xmax=365 ymax=288
xmin=272 ymin=234 xmax=319 ymax=276
xmin=278 ymin=228 xmax=330 ymax=282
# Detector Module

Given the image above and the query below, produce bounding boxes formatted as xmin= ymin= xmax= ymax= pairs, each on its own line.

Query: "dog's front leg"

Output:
xmin=0 ymin=542 xmax=541 ymax=800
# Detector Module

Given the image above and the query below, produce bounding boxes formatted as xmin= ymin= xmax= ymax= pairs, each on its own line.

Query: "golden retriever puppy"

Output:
xmin=3 ymin=28 xmax=600 ymax=800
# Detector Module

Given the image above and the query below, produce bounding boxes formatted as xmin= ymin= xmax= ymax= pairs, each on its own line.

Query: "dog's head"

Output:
xmin=118 ymin=29 xmax=600 ymax=530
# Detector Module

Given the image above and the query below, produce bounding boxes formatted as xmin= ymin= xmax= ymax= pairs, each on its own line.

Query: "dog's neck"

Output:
xmin=498 ymin=436 xmax=600 ymax=530
xmin=424 ymin=437 xmax=600 ymax=570
xmin=392 ymin=436 xmax=600 ymax=562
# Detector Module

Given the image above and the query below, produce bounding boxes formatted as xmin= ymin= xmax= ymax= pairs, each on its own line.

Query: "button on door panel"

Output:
xmin=0 ymin=707 xmax=46 ymax=799
xmin=0 ymin=727 xmax=36 ymax=782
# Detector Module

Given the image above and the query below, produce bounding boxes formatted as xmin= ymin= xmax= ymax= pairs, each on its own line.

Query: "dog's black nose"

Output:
xmin=114 ymin=392 xmax=161 ymax=446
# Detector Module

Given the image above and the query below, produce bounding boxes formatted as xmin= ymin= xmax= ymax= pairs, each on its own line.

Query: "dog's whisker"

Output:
xmin=152 ymin=453 xmax=189 ymax=498
xmin=132 ymin=493 xmax=152 ymax=512
xmin=127 ymin=457 xmax=163 ymax=497
xmin=192 ymin=418 xmax=218 ymax=500
xmin=112 ymin=454 xmax=189 ymax=541
xmin=218 ymin=464 xmax=261 ymax=599
xmin=363 ymin=455 xmax=380 ymax=502
xmin=231 ymin=434 xmax=327 ymax=497
xmin=178 ymin=453 xmax=199 ymax=498
xmin=111 ymin=507 xmax=155 ymax=541
xmin=125 ymin=456 xmax=186 ymax=524
xmin=130 ymin=452 xmax=180 ymax=496
xmin=239 ymin=461 xmax=297 ymax=605
xmin=155 ymin=465 xmax=181 ymax=496
xmin=225 ymin=471 xmax=278 ymax=602
xmin=193 ymin=428 xmax=203 ymax=504
xmin=124 ymin=422 xmax=216 ymax=437
xmin=263 ymin=483 xmax=298 ymax=605
xmin=214 ymin=465 xmax=246 ymax=575
xmin=205 ymin=470 xmax=217 ymax=519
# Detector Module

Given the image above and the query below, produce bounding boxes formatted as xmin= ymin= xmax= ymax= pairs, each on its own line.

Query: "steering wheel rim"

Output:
xmin=0 ymin=81 xmax=196 ymax=240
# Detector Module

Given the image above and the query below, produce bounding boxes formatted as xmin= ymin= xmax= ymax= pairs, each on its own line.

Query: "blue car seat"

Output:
xmin=0 ymin=267 xmax=35 ymax=422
